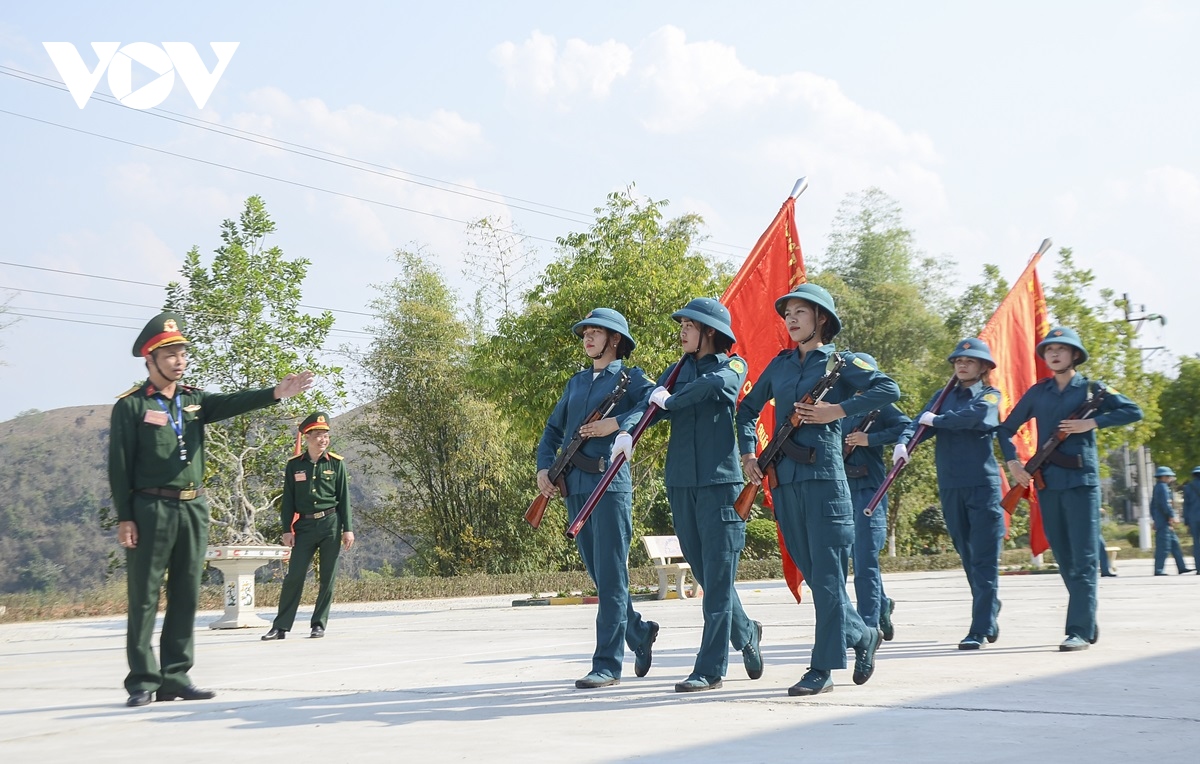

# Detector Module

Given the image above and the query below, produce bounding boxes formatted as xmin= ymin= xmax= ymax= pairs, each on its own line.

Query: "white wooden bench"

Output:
xmin=641 ymin=535 xmax=701 ymax=600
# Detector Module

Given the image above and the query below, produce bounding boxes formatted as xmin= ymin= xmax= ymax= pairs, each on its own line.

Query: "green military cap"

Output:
xmin=299 ymin=412 xmax=332 ymax=434
xmin=133 ymin=311 xmax=189 ymax=357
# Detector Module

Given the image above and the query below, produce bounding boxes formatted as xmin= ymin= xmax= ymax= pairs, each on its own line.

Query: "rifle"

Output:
xmin=863 ymin=374 xmax=957 ymax=516
xmin=733 ymin=353 xmax=847 ymax=520
xmin=842 ymin=409 xmax=880 ymax=459
xmin=1000 ymin=383 xmax=1108 ymax=514
xmin=565 ymin=356 xmax=687 ymax=540
xmin=524 ymin=372 xmax=631 ymax=529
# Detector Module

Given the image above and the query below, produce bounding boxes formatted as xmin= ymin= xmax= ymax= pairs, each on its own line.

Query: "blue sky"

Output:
xmin=1 ymin=1 xmax=1194 ymax=420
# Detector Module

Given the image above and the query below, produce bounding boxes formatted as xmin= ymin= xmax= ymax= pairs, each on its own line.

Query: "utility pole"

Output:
xmin=1121 ymin=293 xmax=1166 ymax=550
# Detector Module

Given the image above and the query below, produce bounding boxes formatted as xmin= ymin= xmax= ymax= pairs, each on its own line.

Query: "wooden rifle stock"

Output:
xmin=734 ymin=353 xmax=846 ymax=520
xmin=998 ymin=385 xmax=1107 ymax=515
xmin=565 ymin=357 xmax=687 ymax=540
xmin=526 ymin=373 xmax=631 ymax=529
xmin=863 ymin=374 xmax=957 ymax=517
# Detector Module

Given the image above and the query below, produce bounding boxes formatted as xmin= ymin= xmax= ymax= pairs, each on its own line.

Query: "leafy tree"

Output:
xmin=355 ymin=250 xmax=556 ymax=575
xmin=945 ymin=264 xmax=1009 ymax=340
xmin=165 ymin=195 xmax=344 ymax=544
xmin=1149 ymin=355 xmax=1200 ymax=473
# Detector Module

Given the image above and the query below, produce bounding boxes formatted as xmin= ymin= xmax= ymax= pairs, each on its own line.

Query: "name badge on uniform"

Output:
xmin=144 ymin=410 xmax=169 ymax=426
xmin=294 ymin=472 xmax=307 ymax=482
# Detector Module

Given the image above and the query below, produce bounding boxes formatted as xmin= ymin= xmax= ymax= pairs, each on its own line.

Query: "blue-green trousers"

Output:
xmin=1154 ymin=522 xmax=1188 ymax=574
xmin=773 ymin=479 xmax=868 ymax=671
xmin=566 ymin=491 xmax=652 ymax=679
xmin=851 ymin=487 xmax=888 ymax=628
xmin=1190 ymin=524 xmax=1200 ymax=570
xmin=1040 ymin=487 xmax=1100 ymax=639
xmin=668 ymin=484 xmax=756 ymax=679
xmin=124 ymin=494 xmax=209 ymax=695
xmin=274 ymin=514 xmax=342 ymax=631
xmin=940 ymin=485 xmax=1002 ymax=637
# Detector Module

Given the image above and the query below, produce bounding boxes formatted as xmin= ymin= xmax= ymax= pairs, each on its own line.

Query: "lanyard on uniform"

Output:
xmin=155 ymin=392 xmax=188 ymax=461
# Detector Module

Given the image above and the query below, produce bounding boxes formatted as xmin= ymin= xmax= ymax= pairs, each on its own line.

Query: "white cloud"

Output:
xmin=491 ymin=31 xmax=633 ymax=106
xmin=1143 ymin=165 xmax=1200 ymax=218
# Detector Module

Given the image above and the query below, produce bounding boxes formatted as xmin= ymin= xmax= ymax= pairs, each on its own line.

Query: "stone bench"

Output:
xmin=641 ymin=535 xmax=700 ymax=600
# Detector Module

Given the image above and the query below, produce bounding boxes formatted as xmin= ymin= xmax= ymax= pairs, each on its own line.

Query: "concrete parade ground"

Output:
xmin=1 ymin=557 xmax=1197 ymax=763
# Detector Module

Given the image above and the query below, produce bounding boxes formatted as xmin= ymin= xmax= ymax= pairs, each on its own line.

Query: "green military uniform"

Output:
xmin=110 ymin=312 xmax=281 ymax=700
xmin=270 ymin=412 xmax=352 ymax=636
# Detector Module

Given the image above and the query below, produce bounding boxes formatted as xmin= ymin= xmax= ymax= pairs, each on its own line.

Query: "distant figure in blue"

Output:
xmin=536 ymin=308 xmax=659 ymax=689
xmin=1150 ymin=466 xmax=1193 ymax=576
xmin=634 ymin=297 xmax=762 ymax=693
xmin=841 ymin=352 xmax=911 ymax=642
xmin=1000 ymin=326 xmax=1143 ymax=651
xmin=1183 ymin=466 xmax=1200 ymax=575
xmin=1098 ymin=514 xmax=1117 ymax=577
xmin=897 ymin=338 xmax=1003 ymax=651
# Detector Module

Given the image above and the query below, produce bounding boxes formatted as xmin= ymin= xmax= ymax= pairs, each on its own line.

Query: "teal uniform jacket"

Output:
xmin=1151 ymin=482 xmax=1176 ymax=525
xmin=1184 ymin=481 xmax=1200 ymax=527
xmin=997 ymin=375 xmax=1143 ymax=488
xmin=536 ymin=360 xmax=653 ymax=496
xmin=109 ymin=381 xmax=280 ymax=519
xmin=902 ymin=381 xmax=1002 ymax=490
xmin=735 ymin=346 xmax=902 ymax=483
xmin=649 ymin=353 xmax=746 ymax=487
xmin=843 ymin=403 xmax=912 ymax=491
xmin=282 ymin=450 xmax=352 ymax=532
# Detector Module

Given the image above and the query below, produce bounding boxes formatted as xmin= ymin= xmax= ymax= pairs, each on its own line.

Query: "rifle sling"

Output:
xmin=779 ymin=439 xmax=817 ymax=465
xmin=1045 ymin=451 xmax=1083 ymax=469
xmin=569 ymin=452 xmax=608 ymax=474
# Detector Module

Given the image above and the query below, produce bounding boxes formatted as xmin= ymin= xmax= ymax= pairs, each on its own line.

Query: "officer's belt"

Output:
xmin=779 ymin=439 xmax=817 ymax=465
xmin=139 ymin=487 xmax=205 ymax=501
xmin=1046 ymin=452 xmax=1084 ymax=469
xmin=844 ymin=464 xmax=869 ymax=479
xmin=299 ymin=509 xmax=336 ymax=519
xmin=570 ymin=452 xmax=607 ymax=474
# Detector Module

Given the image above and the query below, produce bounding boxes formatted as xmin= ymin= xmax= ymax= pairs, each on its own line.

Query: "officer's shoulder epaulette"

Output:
xmin=328 ymin=451 xmax=344 ymax=460
xmin=115 ymin=384 xmax=142 ymax=399
xmin=179 ymin=384 xmax=200 ymax=392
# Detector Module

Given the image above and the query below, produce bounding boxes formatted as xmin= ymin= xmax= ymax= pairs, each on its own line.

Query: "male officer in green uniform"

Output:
xmin=262 ymin=412 xmax=354 ymax=640
xmin=634 ymin=297 xmax=763 ymax=692
xmin=1150 ymin=466 xmax=1192 ymax=576
xmin=110 ymin=312 xmax=314 ymax=707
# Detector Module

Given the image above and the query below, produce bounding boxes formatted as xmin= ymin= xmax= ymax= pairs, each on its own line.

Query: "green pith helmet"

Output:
xmin=133 ymin=311 xmax=188 ymax=357
xmin=571 ymin=307 xmax=636 ymax=350
xmin=947 ymin=337 xmax=996 ymax=369
xmin=671 ymin=297 xmax=736 ymax=344
xmin=1155 ymin=466 xmax=1176 ymax=478
xmin=1037 ymin=326 xmax=1089 ymax=365
xmin=773 ymin=283 xmax=841 ymax=339
xmin=1192 ymin=466 xmax=1200 ymax=476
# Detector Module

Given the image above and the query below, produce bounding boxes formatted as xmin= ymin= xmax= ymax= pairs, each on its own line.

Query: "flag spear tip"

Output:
xmin=790 ymin=177 xmax=809 ymax=199
xmin=1037 ymin=237 xmax=1053 ymax=256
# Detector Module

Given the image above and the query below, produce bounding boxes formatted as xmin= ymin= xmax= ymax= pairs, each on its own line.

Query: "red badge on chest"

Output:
xmin=144 ymin=410 xmax=169 ymax=426
xmin=294 ymin=472 xmax=307 ymax=482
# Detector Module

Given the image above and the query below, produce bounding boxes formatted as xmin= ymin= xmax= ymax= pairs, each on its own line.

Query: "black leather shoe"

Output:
xmin=310 ymin=625 xmax=325 ymax=638
xmin=261 ymin=628 xmax=287 ymax=641
xmin=156 ymin=685 xmax=216 ymax=702
xmin=1180 ymin=568 xmax=1195 ymax=574
xmin=126 ymin=691 xmax=152 ymax=707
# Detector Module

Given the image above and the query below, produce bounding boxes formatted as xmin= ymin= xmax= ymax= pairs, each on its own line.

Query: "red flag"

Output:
xmin=979 ymin=247 xmax=1053 ymax=556
xmin=721 ymin=194 xmax=807 ymax=602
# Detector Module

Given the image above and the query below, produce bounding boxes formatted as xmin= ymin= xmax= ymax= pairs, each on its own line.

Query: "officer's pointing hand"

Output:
xmin=275 ymin=371 xmax=316 ymax=400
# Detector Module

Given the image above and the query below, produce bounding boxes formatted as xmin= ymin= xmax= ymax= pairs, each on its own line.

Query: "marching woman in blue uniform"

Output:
xmin=841 ymin=353 xmax=911 ymax=642
xmin=536 ymin=308 xmax=659 ymax=689
xmin=1149 ymin=467 xmax=1192 ymax=576
xmin=736 ymin=284 xmax=899 ymax=696
xmin=896 ymin=338 xmax=1003 ymax=651
xmin=1184 ymin=467 xmax=1200 ymax=575
xmin=998 ymin=326 xmax=1144 ymax=650
xmin=635 ymin=298 xmax=762 ymax=693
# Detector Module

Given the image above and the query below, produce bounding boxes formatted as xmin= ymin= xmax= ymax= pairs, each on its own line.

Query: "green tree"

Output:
xmin=1148 ymin=355 xmax=1200 ymax=473
xmin=355 ymin=250 xmax=555 ymax=575
xmin=474 ymin=188 xmax=731 ymax=543
xmin=165 ymin=195 xmax=344 ymax=544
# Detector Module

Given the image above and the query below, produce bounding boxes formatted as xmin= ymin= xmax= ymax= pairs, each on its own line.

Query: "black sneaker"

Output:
xmin=633 ymin=621 xmax=659 ymax=678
